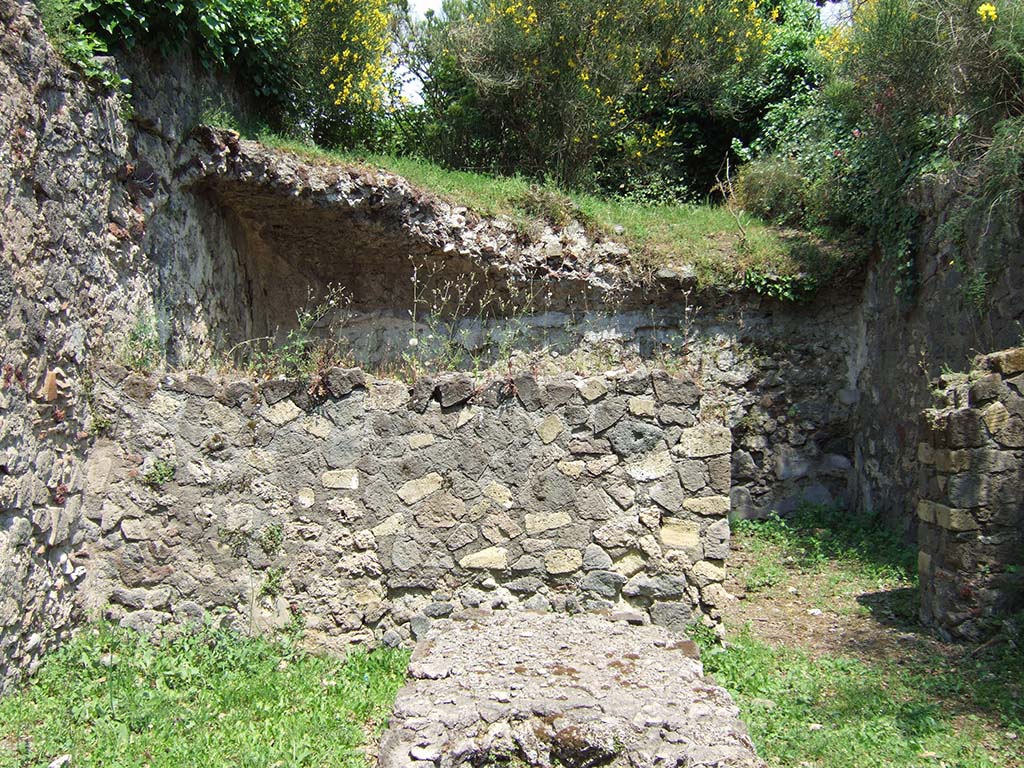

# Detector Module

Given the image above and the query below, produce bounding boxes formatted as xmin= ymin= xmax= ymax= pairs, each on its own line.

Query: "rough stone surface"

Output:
xmin=850 ymin=177 xmax=1024 ymax=537
xmin=124 ymin=123 xmax=865 ymax=539
xmin=535 ymin=414 xmax=564 ymax=444
xmin=0 ymin=0 xmax=180 ymax=692
xmin=77 ymin=368 xmax=729 ymax=652
xmin=0 ymin=4 xmax=856 ymax=684
xmin=8 ymin=0 xmax=1013 ymax=694
xmin=459 ymin=547 xmax=509 ymax=571
xmin=917 ymin=351 xmax=1024 ymax=640
xmin=379 ymin=611 xmax=764 ymax=768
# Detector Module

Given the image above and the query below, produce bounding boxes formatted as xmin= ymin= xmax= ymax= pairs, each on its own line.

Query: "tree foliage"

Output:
xmin=737 ymin=0 xmax=1024 ymax=293
xmin=288 ymin=0 xmax=398 ymax=146
xmin=42 ymin=0 xmax=398 ymax=141
xmin=75 ymin=0 xmax=303 ymax=110
xmin=401 ymin=0 xmax=811 ymax=192
xmin=40 ymin=0 xmax=1023 ymax=297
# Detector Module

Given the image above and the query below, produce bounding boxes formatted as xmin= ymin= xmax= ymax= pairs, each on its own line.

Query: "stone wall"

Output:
xmin=0 ymin=0 xmax=282 ymax=690
xmin=0 ymin=0 xmax=856 ymax=690
xmin=0 ymin=0 xmax=149 ymax=692
xmin=917 ymin=348 xmax=1024 ymax=639
xmin=851 ymin=178 xmax=1024 ymax=538
xmin=163 ymin=131 xmax=863 ymax=522
xmin=13 ymin=0 xmax=1023 ymax=694
xmin=79 ymin=365 xmax=732 ymax=648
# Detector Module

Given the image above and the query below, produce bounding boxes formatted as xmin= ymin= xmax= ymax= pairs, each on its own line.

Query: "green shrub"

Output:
xmin=36 ymin=0 xmax=124 ymax=89
xmin=942 ymin=115 xmax=1024 ymax=292
xmin=37 ymin=0 xmax=398 ymax=137
xmin=613 ymin=168 xmax=696 ymax=207
xmin=404 ymin=0 xmax=781 ymax=190
xmin=734 ymin=157 xmax=807 ymax=225
xmin=741 ymin=0 xmax=1024 ymax=295
xmin=76 ymin=0 xmax=302 ymax=112
xmin=742 ymin=267 xmax=818 ymax=302
xmin=286 ymin=0 xmax=396 ymax=147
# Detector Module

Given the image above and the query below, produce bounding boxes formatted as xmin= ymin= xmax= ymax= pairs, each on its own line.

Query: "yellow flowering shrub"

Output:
xmin=838 ymin=0 xmax=1021 ymax=136
xmin=291 ymin=0 xmax=398 ymax=146
xmin=739 ymin=0 xmax=1023 ymax=296
xmin=433 ymin=0 xmax=777 ymax=186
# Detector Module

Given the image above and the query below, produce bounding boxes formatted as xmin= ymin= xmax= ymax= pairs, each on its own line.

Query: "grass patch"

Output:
xmin=733 ymin=504 xmax=916 ymax=593
xmin=695 ymin=627 xmax=1023 ymax=768
xmin=248 ymin=132 xmax=857 ymax=298
xmin=0 ymin=623 xmax=410 ymax=768
xmin=712 ymin=504 xmax=1024 ymax=767
xmin=745 ymin=560 xmax=787 ymax=593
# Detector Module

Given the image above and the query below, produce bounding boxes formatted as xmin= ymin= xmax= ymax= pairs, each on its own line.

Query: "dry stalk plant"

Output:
xmin=404 ymin=255 xmax=545 ymax=376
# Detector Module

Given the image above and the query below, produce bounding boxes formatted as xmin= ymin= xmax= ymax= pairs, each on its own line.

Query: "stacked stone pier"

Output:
xmin=378 ymin=610 xmax=765 ymax=768
xmin=917 ymin=347 xmax=1024 ymax=639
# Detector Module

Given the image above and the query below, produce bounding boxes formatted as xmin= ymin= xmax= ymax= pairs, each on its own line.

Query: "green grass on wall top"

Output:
xmin=253 ymin=132 xmax=860 ymax=301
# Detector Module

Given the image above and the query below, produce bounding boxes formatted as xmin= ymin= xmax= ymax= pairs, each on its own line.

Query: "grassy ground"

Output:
xmin=2 ymin=517 xmax=1020 ymax=768
xmin=252 ymin=132 xmax=856 ymax=298
xmin=700 ymin=507 xmax=1024 ymax=768
xmin=0 ymin=624 xmax=409 ymax=768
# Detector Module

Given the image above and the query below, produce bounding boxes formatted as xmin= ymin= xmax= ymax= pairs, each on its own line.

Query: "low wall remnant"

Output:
xmin=81 ymin=365 xmax=732 ymax=647
xmin=380 ymin=610 xmax=765 ymax=768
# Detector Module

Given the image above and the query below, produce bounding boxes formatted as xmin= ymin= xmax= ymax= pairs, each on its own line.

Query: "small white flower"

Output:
xmin=408 ymin=337 xmax=418 ymax=347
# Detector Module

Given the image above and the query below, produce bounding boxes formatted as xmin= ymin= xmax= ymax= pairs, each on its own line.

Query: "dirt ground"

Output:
xmin=719 ymin=533 xmax=1024 ymax=767
xmin=721 ymin=539 xmax=937 ymax=663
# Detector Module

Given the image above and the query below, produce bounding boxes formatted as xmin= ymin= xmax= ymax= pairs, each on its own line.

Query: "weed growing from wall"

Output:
xmin=742 ymin=268 xmax=818 ymax=303
xmin=258 ymin=567 xmax=285 ymax=604
xmin=120 ymin=310 xmax=162 ymax=373
xmin=402 ymin=256 xmax=544 ymax=378
xmin=36 ymin=0 xmax=128 ymax=92
xmin=258 ymin=524 xmax=284 ymax=557
xmin=86 ymin=413 xmax=112 ymax=437
xmin=215 ymin=523 xmax=289 ymax=628
xmin=230 ymin=283 xmax=353 ymax=382
xmin=647 ymin=293 xmax=701 ymax=372
xmin=141 ymin=459 xmax=174 ymax=490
